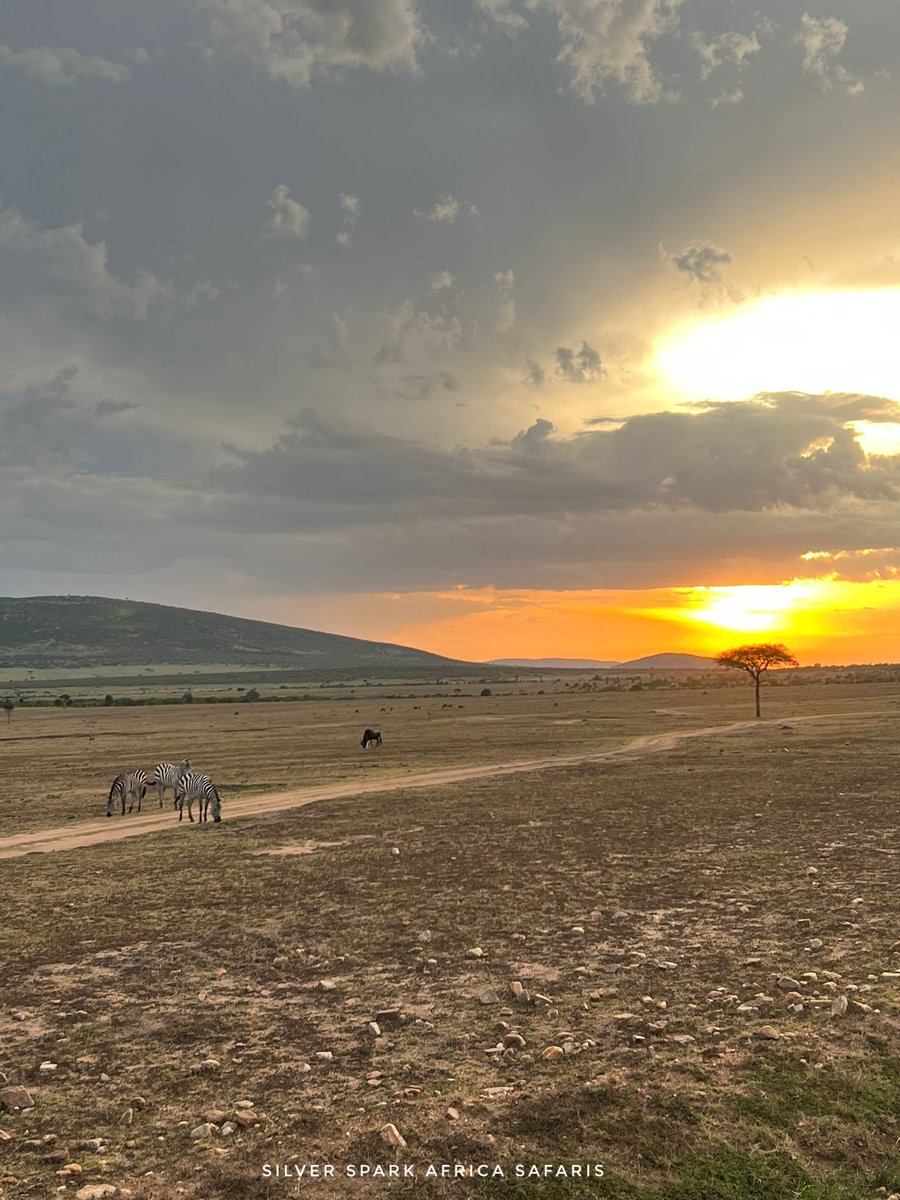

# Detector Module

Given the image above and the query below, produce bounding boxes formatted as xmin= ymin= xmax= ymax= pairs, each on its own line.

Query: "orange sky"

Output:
xmin=243 ymin=577 xmax=900 ymax=666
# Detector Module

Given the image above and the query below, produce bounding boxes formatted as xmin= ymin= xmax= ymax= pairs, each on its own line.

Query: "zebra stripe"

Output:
xmin=106 ymin=770 xmax=149 ymax=817
xmin=175 ymin=771 xmax=222 ymax=824
xmin=151 ymin=759 xmax=191 ymax=808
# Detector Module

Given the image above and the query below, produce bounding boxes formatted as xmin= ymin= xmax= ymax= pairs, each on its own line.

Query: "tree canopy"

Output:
xmin=715 ymin=643 xmax=798 ymax=717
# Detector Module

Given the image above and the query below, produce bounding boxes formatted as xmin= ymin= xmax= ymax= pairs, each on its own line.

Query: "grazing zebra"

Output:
xmin=106 ymin=770 xmax=149 ymax=817
xmin=174 ymin=771 xmax=222 ymax=823
xmin=150 ymin=759 xmax=191 ymax=808
xmin=361 ymin=728 xmax=382 ymax=749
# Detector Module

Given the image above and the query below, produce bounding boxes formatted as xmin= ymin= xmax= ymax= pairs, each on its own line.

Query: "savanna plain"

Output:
xmin=1 ymin=678 xmax=898 ymax=1200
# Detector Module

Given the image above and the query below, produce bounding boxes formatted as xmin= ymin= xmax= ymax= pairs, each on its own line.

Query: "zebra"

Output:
xmin=174 ymin=771 xmax=222 ymax=824
xmin=361 ymin=728 xmax=382 ymax=749
xmin=150 ymin=759 xmax=191 ymax=808
xmin=106 ymin=770 xmax=149 ymax=817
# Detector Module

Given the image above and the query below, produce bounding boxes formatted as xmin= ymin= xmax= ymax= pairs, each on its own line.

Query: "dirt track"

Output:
xmin=0 ymin=716 xmax=814 ymax=859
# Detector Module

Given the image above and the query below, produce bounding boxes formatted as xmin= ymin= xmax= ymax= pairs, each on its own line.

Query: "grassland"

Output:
xmin=0 ymin=680 xmax=898 ymax=1199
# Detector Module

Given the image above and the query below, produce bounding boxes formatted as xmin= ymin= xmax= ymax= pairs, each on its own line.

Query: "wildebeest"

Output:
xmin=361 ymin=728 xmax=383 ymax=749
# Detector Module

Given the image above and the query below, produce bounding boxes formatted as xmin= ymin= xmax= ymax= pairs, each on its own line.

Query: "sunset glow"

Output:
xmin=655 ymin=290 xmax=900 ymax=405
xmin=328 ymin=576 xmax=900 ymax=666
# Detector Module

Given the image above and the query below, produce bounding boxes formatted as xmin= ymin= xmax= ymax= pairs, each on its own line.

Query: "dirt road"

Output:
xmin=0 ymin=716 xmax=807 ymax=859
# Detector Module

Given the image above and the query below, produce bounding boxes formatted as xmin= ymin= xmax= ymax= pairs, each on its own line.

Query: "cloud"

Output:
xmin=0 ymin=207 xmax=169 ymax=319
xmin=555 ymin=340 xmax=603 ymax=382
xmin=691 ymin=30 xmax=761 ymax=81
xmin=194 ymin=0 xmax=425 ymax=88
xmin=185 ymin=280 xmax=222 ymax=306
xmin=0 ymin=367 xmax=141 ymax=469
xmin=664 ymin=240 xmax=733 ymax=283
xmin=525 ymin=357 xmax=546 ymax=387
xmin=373 ymin=297 xmax=463 ymax=364
xmin=94 ymin=399 xmax=140 ymax=417
xmin=335 ymin=192 xmax=362 ymax=246
xmin=266 ymin=184 xmax=311 ymax=237
xmin=429 ymin=270 xmax=456 ymax=292
xmin=6 ymin=391 xmax=900 ymax=594
xmin=494 ymin=268 xmax=516 ymax=332
xmin=475 ymin=0 xmax=529 ymax=36
xmin=413 ymin=194 xmax=478 ymax=222
xmin=795 ymin=13 xmax=864 ymax=95
xmin=0 ymin=44 xmax=133 ymax=86
xmin=531 ymin=0 xmax=687 ymax=105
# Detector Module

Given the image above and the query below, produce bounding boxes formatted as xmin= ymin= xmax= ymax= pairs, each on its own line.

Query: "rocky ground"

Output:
xmin=0 ymin=697 xmax=898 ymax=1198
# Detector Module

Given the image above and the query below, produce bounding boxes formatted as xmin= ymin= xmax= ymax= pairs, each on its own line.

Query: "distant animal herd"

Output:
xmin=105 ymin=728 xmax=383 ymax=825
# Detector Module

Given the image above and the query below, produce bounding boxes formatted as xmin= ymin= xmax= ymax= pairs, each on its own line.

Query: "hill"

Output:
xmin=0 ymin=595 xmax=463 ymax=670
xmin=489 ymin=657 xmax=621 ymax=669
xmin=617 ymin=652 xmax=716 ymax=670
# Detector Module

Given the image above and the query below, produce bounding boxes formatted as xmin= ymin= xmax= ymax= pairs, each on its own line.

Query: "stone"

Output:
xmin=38 ymin=1062 xmax=58 ymax=1073
xmin=504 ymin=1033 xmax=527 ymax=1049
xmin=220 ymin=1121 xmax=236 ymax=1136
xmin=756 ymin=1026 xmax=781 ymax=1040
xmin=380 ymin=1123 xmax=407 ymax=1150
xmin=831 ymin=996 xmax=849 ymax=1017
xmin=75 ymin=1187 xmax=119 ymax=1200
xmin=191 ymin=1123 xmax=215 ymax=1140
xmin=77 ymin=1140 xmax=105 ymax=1153
xmin=189 ymin=1059 xmax=220 ymax=1073
xmin=204 ymin=1110 xmax=228 ymax=1124
xmin=510 ymin=981 xmax=525 ymax=999
xmin=446 ymin=1107 xmax=460 ymax=1120
xmin=234 ymin=1110 xmax=258 ymax=1128
xmin=368 ymin=1022 xmax=381 ymax=1037
xmin=809 ymin=939 xmax=824 ymax=950
xmin=315 ymin=1051 xmax=334 ymax=1062
xmin=777 ymin=977 xmax=802 ymax=991
xmin=0 ymin=1086 xmax=34 ymax=1111
xmin=466 ymin=947 xmax=485 ymax=959
xmin=375 ymin=1008 xmax=403 ymax=1028
xmin=319 ymin=980 xmax=338 ymax=991
xmin=477 ymin=989 xmax=500 ymax=1005
xmin=541 ymin=1046 xmax=565 ymax=1061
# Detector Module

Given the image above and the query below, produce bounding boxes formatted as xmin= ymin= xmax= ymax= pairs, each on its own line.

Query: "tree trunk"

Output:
xmin=754 ymin=675 xmax=761 ymax=718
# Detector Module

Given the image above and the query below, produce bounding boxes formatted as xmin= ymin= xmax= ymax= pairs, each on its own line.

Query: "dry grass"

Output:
xmin=0 ymin=681 xmax=898 ymax=1199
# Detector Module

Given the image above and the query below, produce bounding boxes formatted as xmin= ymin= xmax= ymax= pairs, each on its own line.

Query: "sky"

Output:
xmin=2 ymin=0 xmax=900 ymax=664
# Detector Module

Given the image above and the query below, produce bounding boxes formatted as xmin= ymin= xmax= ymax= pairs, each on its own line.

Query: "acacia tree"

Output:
xmin=715 ymin=643 xmax=798 ymax=718
xmin=2 ymin=698 xmax=13 ymax=726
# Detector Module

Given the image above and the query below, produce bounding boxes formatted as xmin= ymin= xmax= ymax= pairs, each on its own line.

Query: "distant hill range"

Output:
xmin=0 ymin=595 xmax=462 ymax=670
xmin=490 ymin=657 xmax=621 ymax=669
xmin=618 ymin=653 xmax=717 ymax=670
xmin=490 ymin=653 xmax=717 ymax=670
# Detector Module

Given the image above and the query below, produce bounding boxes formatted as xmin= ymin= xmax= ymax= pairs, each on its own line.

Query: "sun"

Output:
xmin=655 ymin=288 xmax=900 ymax=404
xmin=642 ymin=581 xmax=835 ymax=641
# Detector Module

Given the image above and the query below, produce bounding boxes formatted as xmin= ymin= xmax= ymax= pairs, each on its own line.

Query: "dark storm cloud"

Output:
xmin=202 ymin=394 xmax=900 ymax=531
xmin=0 ymin=0 xmax=897 ymax=605
xmin=4 ymin=389 xmax=900 ymax=593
